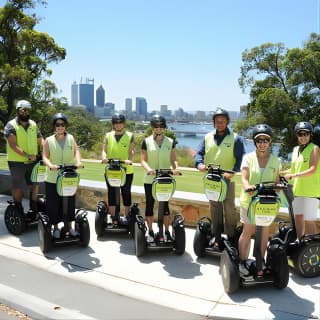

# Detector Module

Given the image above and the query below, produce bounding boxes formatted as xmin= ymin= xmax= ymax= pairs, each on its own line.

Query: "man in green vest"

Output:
xmin=4 ymin=100 xmax=43 ymax=215
xmin=195 ymin=108 xmax=245 ymax=249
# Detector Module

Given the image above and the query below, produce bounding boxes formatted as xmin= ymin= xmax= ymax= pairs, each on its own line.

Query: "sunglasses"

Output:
xmin=153 ymin=125 xmax=165 ymax=129
xmin=255 ymin=138 xmax=270 ymax=144
xmin=114 ymin=120 xmax=123 ymax=124
xmin=55 ymin=122 xmax=65 ymax=127
xmin=297 ymin=131 xmax=310 ymax=137
xmin=18 ymin=108 xmax=30 ymax=113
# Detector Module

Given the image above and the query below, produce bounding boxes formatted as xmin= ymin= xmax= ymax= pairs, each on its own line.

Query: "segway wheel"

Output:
xmin=79 ymin=221 xmax=90 ymax=247
xmin=269 ymin=246 xmax=289 ymax=289
xmin=4 ymin=204 xmax=26 ymax=235
xmin=95 ymin=201 xmax=107 ymax=237
xmin=38 ymin=217 xmax=52 ymax=254
xmin=174 ymin=226 xmax=186 ymax=255
xmin=193 ymin=226 xmax=207 ymax=257
xmin=134 ymin=222 xmax=146 ymax=257
xmin=293 ymin=242 xmax=320 ymax=278
xmin=220 ymin=250 xmax=240 ymax=294
xmin=128 ymin=203 xmax=140 ymax=238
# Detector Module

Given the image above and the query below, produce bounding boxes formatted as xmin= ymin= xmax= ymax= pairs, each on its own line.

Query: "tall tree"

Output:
xmin=0 ymin=0 xmax=66 ymax=127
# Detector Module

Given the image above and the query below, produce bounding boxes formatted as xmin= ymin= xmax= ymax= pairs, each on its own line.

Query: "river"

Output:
xmin=169 ymin=122 xmax=280 ymax=155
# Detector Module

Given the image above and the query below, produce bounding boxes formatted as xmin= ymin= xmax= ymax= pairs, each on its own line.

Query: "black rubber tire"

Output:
xmin=174 ymin=226 xmax=186 ymax=255
xmin=220 ymin=250 xmax=240 ymax=294
xmin=293 ymin=242 xmax=320 ymax=278
xmin=79 ymin=220 xmax=90 ymax=247
xmin=95 ymin=203 xmax=107 ymax=237
xmin=270 ymin=249 xmax=289 ymax=289
xmin=134 ymin=222 xmax=146 ymax=257
xmin=193 ymin=226 xmax=207 ymax=257
xmin=38 ymin=219 xmax=52 ymax=254
xmin=4 ymin=204 xmax=26 ymax=235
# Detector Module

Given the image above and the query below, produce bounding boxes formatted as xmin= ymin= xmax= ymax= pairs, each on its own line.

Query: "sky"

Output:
xmin=3 ymin=0 xmax=319 ymax=112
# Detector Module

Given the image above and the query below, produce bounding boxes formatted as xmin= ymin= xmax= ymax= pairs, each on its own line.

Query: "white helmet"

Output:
xmin=16 ymin=100 xmax=31 ymax=110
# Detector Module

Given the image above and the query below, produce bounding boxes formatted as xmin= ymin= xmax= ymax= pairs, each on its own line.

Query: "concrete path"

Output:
xmin=0 ymin=194 xmax=319 ymax=320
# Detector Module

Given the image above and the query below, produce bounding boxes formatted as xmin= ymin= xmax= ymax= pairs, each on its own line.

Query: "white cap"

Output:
xmin=16 ymin=100 xmax=31 ymax=110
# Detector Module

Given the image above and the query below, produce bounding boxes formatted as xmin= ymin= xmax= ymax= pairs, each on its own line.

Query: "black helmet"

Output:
xmin=294 ymin=121 xmax=313 ymax=134
xmin=252 ymin=124 xmax=272 ymax=140
xmin=52 ymin=112 xmax=68 ymax=125
xmin=112 ymin=112 xmax=126 ymax=124
xmin=212 ymin=108 xmax=230 ymax=123
xmin=313 ymin=124 xmax=320 ymax=146
xmin=150 ymin=114 xmax=166 ymax=128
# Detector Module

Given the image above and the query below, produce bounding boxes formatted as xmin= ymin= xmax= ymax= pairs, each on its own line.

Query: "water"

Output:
xmin=170 ymin=122 xmax=279 ymax=155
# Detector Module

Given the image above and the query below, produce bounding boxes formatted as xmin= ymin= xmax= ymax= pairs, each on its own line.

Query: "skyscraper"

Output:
xmin=96 ymin=85 xmax=105 ymax=107
xmin=71 ymin=81 xmax=79 ymax=106
xmin=136 ymin=97 xmax=147 ymax=116
xmin=125 ymin=98 xmax=132 ymax=113
xmin=79 ymin=78 xmax=94 ymax=113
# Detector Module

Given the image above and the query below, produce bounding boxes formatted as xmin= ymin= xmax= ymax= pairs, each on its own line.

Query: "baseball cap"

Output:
xmin=16 ymin=100 xmax=32 ymax=110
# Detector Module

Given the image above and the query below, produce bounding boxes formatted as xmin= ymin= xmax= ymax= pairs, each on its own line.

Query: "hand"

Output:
xmin=76 ymin=163 xmax=83 ymax=169
xmin=197 ymin=164 xmax=206 ymax=172
xmin=50 ymin=164 xmax=59 ymax=171
xmin=147 ymin=169 xmax=156 ymax=175
xmin=172 ymin=169 xmax=181 ymax=176
xmin=223 ymin=172 xmax=234 ymax=180
xmin=284 ymin=173 xmax=294 ymax=180
xmin=101 ymin=158 xmax=108 ymax=164
xmin=125 ymin=160 xmax=132 ymax=165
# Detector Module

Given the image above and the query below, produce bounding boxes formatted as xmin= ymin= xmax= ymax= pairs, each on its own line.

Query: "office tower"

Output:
xmin=136 ymin=97 xmax=147 ymax=116
xmin=71 ymin=81 xmax=79 ymax=106
xmin=125 ymin=98 xmax=132 ymax=113
xmin=79 ymin=78 xmax=94 ymax=113
xmin=96 ymin=85 xmax=105 ymax=107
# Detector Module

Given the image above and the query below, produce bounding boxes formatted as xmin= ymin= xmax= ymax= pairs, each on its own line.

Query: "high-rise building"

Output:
xmin=79 ymin=78 xmax=94 ymax=113
xmin=96 ymin=85 xmax=105 ymax=107
xmin=125 ymin=98 xmax=132 ymax=113
xmin=136 ymin=97 xmax=147 ymax=116
xmin=71 ymin=81 xmax=79 ymax=106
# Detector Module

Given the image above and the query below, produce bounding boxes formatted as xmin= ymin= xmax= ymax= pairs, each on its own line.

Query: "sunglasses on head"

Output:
xmin=297 ymin=131 xmax=310 ymax=137
xmin=55 ymin=122 xmax=65 ymax=127
xmin=255 ymin=138 xmax=270 ymax=144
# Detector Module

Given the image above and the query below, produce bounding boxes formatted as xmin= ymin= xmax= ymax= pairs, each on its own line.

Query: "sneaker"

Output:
xmin=239 ymin=261 xmax=250 ymax=276
xmin=165 ymin=231 xmax=173 ymax=242
xmin=147 ymin=230 xmax=154 ymax=242
xmin=53 ymin=229 xmax=60 ymax=239
xmin=69 ymin=228 xmax=78 ymax=237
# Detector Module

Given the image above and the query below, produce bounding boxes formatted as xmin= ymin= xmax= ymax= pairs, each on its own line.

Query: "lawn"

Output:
xmin=0 ymin=155 xmax=242 ymax=197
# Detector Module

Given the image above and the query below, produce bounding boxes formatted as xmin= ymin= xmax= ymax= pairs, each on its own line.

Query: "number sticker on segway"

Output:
xmin=249 ymin=201 xmax=280 ymax=226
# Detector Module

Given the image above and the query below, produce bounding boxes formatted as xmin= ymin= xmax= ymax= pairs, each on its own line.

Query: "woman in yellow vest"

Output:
xmin=284 ymin=122 xmax=320 ymax=239
xmin=140 ymin=115 xmax=180 ymax=242
xmin=42 ymin=113 xmax=82 ymax=239
xmin=102 ymin=113 xmax=134 ymax=223
xmin=238 ymin=124 xmax=281 ymax=276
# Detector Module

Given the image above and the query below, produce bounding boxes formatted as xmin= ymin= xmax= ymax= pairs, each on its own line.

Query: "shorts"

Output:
xmin=292 ymin=197 xmax=319 ymax=220
xmin=8 ymin=161 xmax=37 ymax=188
xmin=240 ymin=206 xmax=251 ymax=224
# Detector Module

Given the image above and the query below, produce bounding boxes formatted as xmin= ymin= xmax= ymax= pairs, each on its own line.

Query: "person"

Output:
xmin=284 ymin=122 xmax=320 ymax=239
xmin=101 ymin=113 xmax=134 ymax=223
xmin=4 ymin=99 xmax=43 ymax=215
xmin=42 ymin=113 xmax=82 ymax=238
xmin=140 ymin=114 xmax=180 ymax=242
xmin=238 ymin=124 xmax=281 ymax=276
xmin=195 ymin=108 xmax=245 ymax=248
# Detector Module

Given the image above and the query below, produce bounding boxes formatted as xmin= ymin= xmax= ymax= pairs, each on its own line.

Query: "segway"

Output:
xmin=272 ymin=179 xmax=320 ymax=277
xmin=193 ymin=164 xmax=241 ymax=258
xmin=95 ymin=159 xmax=139 ymax=238
xmin=220 ymin=179 xmax=290 ymax=293
xmin=4 ymin=160 xmax=46 ymax=235
xmin=134 ymin=169 xmax=185 ymax=257
xmin=38 ymin=164 xmax=90 ymax=254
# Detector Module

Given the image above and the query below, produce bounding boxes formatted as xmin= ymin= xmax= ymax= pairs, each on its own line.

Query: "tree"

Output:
xmin=237 ymin=33 xmax=320 ymax=156
xmin=0 ymin=0 xmax=66 ymax=127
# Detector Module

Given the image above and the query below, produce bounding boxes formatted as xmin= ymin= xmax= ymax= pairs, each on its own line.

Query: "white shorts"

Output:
xmin=240 ymin=206 xmax=251 ymax=224
xmin=292 ymin=197 xmax=319 ymax=220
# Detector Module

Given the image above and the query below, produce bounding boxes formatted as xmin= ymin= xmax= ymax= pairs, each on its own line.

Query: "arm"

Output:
xmin=74 ymin=141 xmax=82 ymax=167
xmin=194 ymin=139 xmax=206 ymax=172
xmin=170 ymin=147 xmax=179 ymax=174
xmin=141 ymin=146 xmax=154 ymax=175
xmin=7 ymin=133 xmax=35 ymax=161
xmin=42 ymin=139 xmax=59 ymax=171
xmin=127 ymin=135 xmax=134 ymax=164
xmin=101 ymin=135 xmax=108 ymax=163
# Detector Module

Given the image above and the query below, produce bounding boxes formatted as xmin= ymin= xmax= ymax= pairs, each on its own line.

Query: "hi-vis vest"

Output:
xmin=204 ymin=131 xmax=236 ymax=170
xmin=291 ymin=143 xmax=320 ymax=197
xmin=7 ymin=119 xmax=38 ymax=162
xmin=144 ymin=135 xmax=173 ymax=184
xmin=240 ymin=152 xmax=279 ymax=209
xmin=106 ymin=131 xmax=133 ymax=174
xmin=45 ymin=134 xmax=75 ymax=183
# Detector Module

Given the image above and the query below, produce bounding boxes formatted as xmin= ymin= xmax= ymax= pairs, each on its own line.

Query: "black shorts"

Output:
xmin=8 ymin=161 xmax=37 ymax=188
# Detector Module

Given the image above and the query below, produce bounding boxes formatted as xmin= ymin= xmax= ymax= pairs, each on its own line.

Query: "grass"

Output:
xmin=0 ymin=155 xmax=242 ymax=197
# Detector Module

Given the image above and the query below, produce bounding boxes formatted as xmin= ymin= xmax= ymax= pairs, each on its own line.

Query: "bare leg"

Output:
xmin=12 ymin=188 xmax=23 ymax=204
xmin=260 ymin=226 xmax=270 ymax=259
xmin=238 ymin=223 xmax=255 ymax=260
xmin=163 ymin=215 xmax=170 ymax=232
xmin=146 ymin=216 xmax=153 ymax=232
xmin=305 ymin=220 xmax=317 ymax=235
xmin=295 ymin=214 xmax=305 ymax=239
xmin=124 ymin=206 xmax=130 ymax=216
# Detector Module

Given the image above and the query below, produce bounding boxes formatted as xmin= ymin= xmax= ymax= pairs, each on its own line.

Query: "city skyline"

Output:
xmin=33 ymin=1 xmax=319 ymax=112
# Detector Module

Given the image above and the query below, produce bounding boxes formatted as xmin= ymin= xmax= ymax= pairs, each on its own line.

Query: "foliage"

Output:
xmin=236 ymin=33 xmax=320 ymax=157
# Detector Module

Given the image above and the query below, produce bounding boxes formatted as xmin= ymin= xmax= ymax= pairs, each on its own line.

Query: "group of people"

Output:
xmin=4 ymin=100 xmax=320 ymax=265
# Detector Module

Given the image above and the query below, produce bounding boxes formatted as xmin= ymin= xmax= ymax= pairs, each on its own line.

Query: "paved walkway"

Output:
xmin=0 ymin=194 xmax=319 ymax=320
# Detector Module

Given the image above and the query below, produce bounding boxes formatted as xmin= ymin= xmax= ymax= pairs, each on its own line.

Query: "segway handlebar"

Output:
xmin=245 ymin=179 xmax=288 ymax=193
xmin=147 ymin=169 xmax=182 ymax=176
xmin=206 ymin=163 xmax=235 ymax=175
xmin=101 ymin=158 xmax=132 ymax=165
xmin=52 ymin=164 xmax=84 ymax=170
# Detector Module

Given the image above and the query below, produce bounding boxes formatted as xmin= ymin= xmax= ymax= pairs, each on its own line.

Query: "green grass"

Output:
xmin=0 ymin=155 xmax=242 ymax=197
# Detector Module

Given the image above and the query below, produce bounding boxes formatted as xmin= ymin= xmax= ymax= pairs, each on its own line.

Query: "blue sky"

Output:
xmin=9 ymin=1 xmax=320 ymax=111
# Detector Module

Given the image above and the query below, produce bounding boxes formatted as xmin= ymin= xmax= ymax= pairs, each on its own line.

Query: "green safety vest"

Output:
xmin=204 ymin=131 xmax=236 ymax=170
xmin=106 ymin=131 xmax=134 ymax=174
xmin=6 ymin=119 xmax=38 ymax=163
xmin=45 ymin=133 xmax=75 ymax=183
xmin=291 ymin=143 xmax=320 ymax=197
xmin=240 ymin=152 xmax=280 ymax=209
xmin=144 ymin=135 xmax=173 ymax=184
